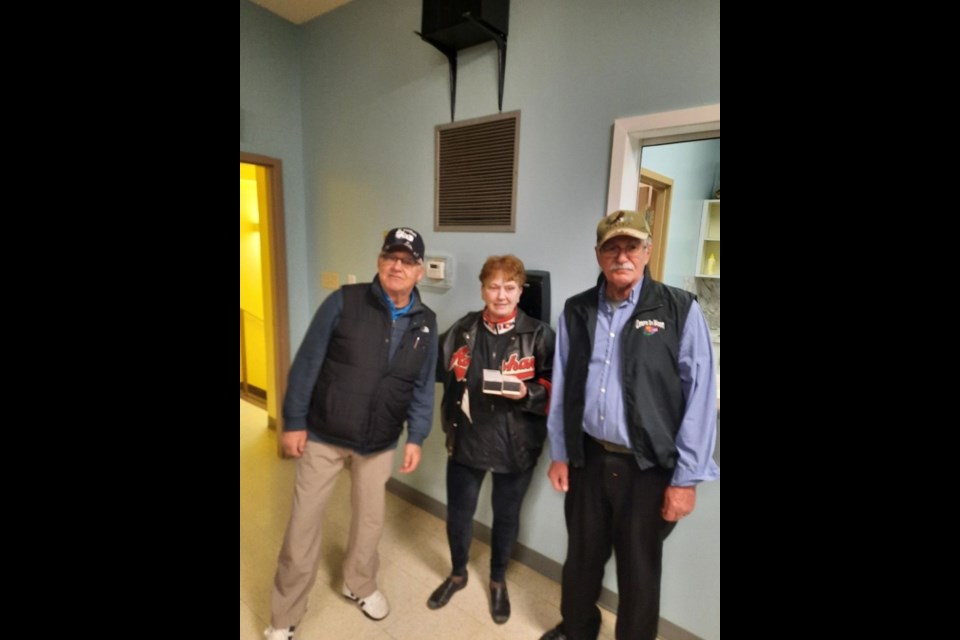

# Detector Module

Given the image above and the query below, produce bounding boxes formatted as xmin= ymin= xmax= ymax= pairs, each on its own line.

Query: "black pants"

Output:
xmin=445 ymin=457 xmax=535 ymax=582
xmin=559 ymin=437 xmax=675 ymax=640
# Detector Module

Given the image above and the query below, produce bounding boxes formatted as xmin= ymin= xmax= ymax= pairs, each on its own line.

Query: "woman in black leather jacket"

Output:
xmin=427 ymin=255 xmax=555 ymax=625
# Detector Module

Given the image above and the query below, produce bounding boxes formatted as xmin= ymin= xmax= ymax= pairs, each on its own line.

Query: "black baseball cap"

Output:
xmin=382 ymin=227 xmax=425 ymax=261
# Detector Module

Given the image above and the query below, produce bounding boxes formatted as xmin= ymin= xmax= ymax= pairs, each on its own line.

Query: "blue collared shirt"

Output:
xmin=547 ymin=277 xmax=719 ymax=486
xmin=382 ymin=289 xmax=416 ymax=322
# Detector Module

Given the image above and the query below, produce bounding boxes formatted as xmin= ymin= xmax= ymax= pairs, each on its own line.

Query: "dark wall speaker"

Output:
xmin=421 ymin=0 xmax=509 ymax=49
xmin=519 ymin=270 xmax=550 ymax=324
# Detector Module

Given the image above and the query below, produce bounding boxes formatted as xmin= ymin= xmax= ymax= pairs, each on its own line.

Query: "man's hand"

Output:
xmin=547 ymin=461 xmax=569 ymax=492
xmin=399 ymin=443 xmax=422 ymax=473
xmin=661 ymin=485 xmax=697 ymax=521
xmin=282 ymin=431 xmax=308 ymax=458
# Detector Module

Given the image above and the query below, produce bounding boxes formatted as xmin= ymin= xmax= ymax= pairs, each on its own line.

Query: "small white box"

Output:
xmin=426 ymin=259 xmax=445 ymax=280
xmin=482 ymin=369 xmax=522 ymax=395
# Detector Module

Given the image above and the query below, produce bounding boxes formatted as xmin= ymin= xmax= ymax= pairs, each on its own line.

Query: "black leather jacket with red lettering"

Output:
xmin=437 ymin=309 xmax=555 ymax=472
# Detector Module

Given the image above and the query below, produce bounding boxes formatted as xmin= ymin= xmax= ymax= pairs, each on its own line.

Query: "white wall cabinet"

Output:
xmin=696 ymin=199 xmax=720 ymax=278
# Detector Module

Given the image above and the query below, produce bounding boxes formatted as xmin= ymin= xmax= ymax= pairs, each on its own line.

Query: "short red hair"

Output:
xmin=479 ymin=255 xmax=526 ymax=287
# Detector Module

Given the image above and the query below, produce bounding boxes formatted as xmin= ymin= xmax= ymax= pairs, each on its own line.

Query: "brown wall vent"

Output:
xmin=435 ymin=110 xmax=519 ymax=232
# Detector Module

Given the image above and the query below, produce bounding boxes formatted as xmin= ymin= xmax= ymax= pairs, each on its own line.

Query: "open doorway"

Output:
xmin=606 ymin=104 xmax=719 ymax=291
xmin=638 ymin=138 xmax=719 ymax=290
xmin=240 ymin=163 xmax=267 ymax=408
xmin=239 ymin=153 xmax=291 ymax=431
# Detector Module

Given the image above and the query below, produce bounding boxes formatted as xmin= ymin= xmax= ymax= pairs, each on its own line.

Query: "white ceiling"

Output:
xmin=248 ymin=0 xmax=354 ymax=25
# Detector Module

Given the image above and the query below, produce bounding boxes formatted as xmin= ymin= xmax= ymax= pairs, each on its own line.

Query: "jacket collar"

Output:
xmin=473 ymin=308 xmax=540 ymax=334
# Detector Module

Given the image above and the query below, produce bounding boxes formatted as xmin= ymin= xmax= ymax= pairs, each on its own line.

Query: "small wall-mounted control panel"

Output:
xmin=426 ymin=258 xmax=446 ymax=280
xmin=421 ymin=253 xmax=453 ymax=291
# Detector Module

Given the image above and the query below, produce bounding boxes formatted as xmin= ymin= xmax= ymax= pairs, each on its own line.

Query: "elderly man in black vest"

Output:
xmin=540 ymin=211 xmax=719 ymax=640
xmin=265 ymin=228 xmax=438 ymax=640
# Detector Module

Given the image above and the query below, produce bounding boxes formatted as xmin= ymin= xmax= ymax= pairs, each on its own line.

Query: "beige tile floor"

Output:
xmin=241 ymin=399 xmax=619 ymax=640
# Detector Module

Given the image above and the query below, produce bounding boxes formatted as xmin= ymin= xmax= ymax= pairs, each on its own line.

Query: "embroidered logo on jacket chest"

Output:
xmin=634 ymin=319 xmax=666 ymax=335
xmin=502 ymin=353 xmax=535 ymax=380
xmin=449 ymin=345 xmax=471 ymax=381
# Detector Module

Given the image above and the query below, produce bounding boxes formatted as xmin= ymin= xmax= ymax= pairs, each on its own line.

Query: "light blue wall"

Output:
xmin=240 ymin=0 xmax=311 ymax=343
xmin=241 ymin=0 xmax=719 ymax=637
xmin=643 ymin=139 xmax=721 ymax=288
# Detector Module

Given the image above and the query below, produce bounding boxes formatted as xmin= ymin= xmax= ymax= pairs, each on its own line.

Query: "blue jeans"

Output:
xmin=445 ymin=457 xmax=535 ymax=582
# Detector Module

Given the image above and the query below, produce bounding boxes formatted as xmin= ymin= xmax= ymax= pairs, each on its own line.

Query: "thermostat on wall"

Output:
xmin=420 ymin=253 xmax=453 ymax=291
xmin=426 ymin=258 xmax=446 ymax=280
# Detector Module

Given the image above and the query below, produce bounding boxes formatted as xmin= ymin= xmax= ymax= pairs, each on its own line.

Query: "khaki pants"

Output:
xmin=270 ymin=440 xmax=395 ymax=628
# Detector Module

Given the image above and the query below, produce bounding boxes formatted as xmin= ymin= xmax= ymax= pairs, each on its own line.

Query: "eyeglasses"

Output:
xmin=599 ymin=242 xmax=645 ymax=258
xmin=379 ymin=253 xmax=420 ymax=268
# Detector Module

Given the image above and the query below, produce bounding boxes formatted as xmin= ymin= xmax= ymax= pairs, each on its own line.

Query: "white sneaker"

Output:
xmin=342 ymin=584 xmax=390 ymax=620
xmin=263 ymin=626 xmax=294 ymax=640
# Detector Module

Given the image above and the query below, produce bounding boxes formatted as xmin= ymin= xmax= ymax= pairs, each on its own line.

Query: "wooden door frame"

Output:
xmin=638 ymin=168 xmax=673 ymax=282
xmin=240 ymin=152 xmax=290 ymax=432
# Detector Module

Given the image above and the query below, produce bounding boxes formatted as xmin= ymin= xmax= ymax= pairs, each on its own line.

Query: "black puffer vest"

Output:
xmin=307 ymin=281 xmax=436 ymax=453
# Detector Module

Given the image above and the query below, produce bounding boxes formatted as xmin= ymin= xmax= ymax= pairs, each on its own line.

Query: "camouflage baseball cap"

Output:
xmin=596 ymin=210 xmax=650 ymax=247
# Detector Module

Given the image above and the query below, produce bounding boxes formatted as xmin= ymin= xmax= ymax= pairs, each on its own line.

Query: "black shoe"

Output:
xmin=539 ymin=625 xmax=569 ymax=640
xmin=427 ymin=574 xmax=467 ymax=609
xmin=489 ymin=583 xmax=510 ymax=624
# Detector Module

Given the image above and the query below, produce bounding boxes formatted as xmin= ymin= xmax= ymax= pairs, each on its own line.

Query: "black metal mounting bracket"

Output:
xmin=416 ymin=13 xmax=507 ymax=122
